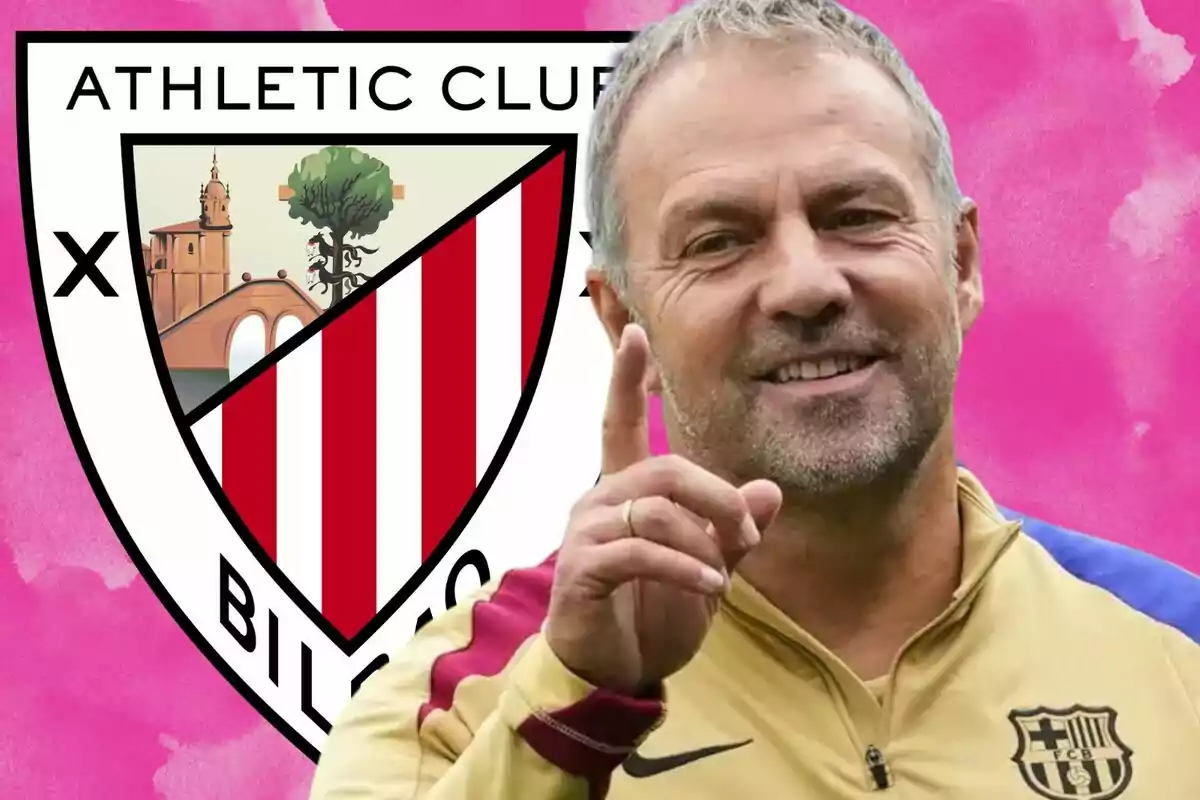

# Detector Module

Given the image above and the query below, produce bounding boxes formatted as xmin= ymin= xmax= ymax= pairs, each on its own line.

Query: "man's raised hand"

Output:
xmin=544 ymin=324 xmax=782 ymax=694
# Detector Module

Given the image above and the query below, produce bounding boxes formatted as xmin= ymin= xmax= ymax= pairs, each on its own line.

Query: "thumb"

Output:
xmin=739 ymin=479 xmax=783 ymax=534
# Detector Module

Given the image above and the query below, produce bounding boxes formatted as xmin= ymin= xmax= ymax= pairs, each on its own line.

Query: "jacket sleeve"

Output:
xmin=308 ymin=557 xmax=666 ymax=799
xmin=1162 ymin=623 xmax=1200 ymax=729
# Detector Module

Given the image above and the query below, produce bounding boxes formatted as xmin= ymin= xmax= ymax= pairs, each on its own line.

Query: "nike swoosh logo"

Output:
xmin=621 ymin=739 xmax=752 ymax=778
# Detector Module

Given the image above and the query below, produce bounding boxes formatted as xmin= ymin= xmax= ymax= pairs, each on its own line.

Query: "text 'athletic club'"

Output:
xmin=190 ymin=152 xmax=567 ymax=641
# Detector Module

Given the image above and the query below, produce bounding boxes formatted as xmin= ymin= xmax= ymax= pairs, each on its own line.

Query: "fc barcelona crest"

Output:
xmin=1009 ymin=706 xmax=1134 ymax=800
xmin=17 ymin=31 xmax=629 ymax=761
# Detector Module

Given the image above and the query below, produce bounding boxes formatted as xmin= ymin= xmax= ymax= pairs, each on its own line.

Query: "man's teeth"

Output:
xmin=771 ymin=356 xmax=869 ymax=383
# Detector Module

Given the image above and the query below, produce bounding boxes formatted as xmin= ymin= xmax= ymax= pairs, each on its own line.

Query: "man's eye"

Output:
xmin=683 ymin=231 xmax=745 ymax=258
xmin=830 ymin=209 xmax=893 ymax=229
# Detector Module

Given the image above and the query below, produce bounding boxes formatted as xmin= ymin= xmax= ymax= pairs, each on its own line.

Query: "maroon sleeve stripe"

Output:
xmin=418 ymin=552 xmax=558 ymax=726
xmin=514 ymin=688 xmax=664 ymax=777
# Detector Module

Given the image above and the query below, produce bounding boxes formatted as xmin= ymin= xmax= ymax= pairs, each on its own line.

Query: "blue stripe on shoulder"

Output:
xmin=999 ymin=507 xmax=1200 ymax=644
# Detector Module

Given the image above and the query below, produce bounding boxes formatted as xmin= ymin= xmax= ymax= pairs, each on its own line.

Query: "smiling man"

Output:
xmin=309 ymin=1 xmax=1200 ymax=798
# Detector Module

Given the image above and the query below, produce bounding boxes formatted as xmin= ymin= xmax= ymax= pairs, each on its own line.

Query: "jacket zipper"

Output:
xmin=722 ymin=604 xmax=897 ymax=791
xmin=858 ymin=522 xmax=1022 ymax=792
xmin=864 ymin=744 xmax=892 ymax=789
xmin=721 ymin=517 xmax=1022 ymax=794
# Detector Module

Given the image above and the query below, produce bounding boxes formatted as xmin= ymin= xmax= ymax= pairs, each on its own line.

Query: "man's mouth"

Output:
xmin=763 ymin=355 xmax=880 ymax=384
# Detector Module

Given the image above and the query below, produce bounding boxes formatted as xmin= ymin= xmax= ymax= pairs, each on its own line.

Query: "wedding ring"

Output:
xmin=621 ymin=498 xmax=636 ymax=537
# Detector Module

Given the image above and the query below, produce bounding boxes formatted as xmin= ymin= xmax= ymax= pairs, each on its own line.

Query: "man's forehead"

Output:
xmin=660 ymin=161 xmax=914 ymax=217
xmin=616 ymin=35 xmax=924 ymax=206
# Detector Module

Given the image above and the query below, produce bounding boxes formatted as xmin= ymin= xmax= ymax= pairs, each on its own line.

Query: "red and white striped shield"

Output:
xmin=185 ymin=147 xmax=571 ymax=643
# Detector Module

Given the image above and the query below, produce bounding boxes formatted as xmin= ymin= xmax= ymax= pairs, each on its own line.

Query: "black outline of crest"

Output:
xmin=123 ymin=133 xmax=574 ymax=650
xmin=17 ymin=30 xmax=630 ymax=763
xmin=1008 ymin=705 xmax=1133 ymax=800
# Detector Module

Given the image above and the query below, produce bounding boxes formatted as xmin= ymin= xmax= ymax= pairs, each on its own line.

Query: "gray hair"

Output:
xmin=585 ymin=0 xmax=963 ymax=292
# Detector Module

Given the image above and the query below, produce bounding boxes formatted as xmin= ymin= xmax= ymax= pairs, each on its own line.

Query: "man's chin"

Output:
xmin=740 ymin=424 xmax=909 ymax=491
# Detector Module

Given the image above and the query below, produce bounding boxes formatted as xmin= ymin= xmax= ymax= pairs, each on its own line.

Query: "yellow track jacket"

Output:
xmin=310 ymin=470 xmax=1200 ymax=799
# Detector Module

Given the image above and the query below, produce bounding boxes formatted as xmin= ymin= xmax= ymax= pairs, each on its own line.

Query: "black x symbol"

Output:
xmin=578 ymin=231 xmax=593 ymax=297
xmin=53 ymin=231 xmax=119 ymax=297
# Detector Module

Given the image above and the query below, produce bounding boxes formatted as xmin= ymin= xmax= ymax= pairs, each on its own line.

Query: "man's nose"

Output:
xmin=755 ymin=218 xmax=853 ymax=321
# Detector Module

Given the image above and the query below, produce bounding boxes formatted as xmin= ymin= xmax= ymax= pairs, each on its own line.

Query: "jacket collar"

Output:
xmin=723 ymin=467 xmax=1022 ymax=652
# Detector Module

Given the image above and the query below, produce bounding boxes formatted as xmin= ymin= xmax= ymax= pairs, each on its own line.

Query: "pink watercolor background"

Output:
xmin=1 ymin=0 xmax=1197 ymax=796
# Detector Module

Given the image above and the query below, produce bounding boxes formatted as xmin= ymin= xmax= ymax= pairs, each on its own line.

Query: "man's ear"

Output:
xmin=585 ymin=266 xmax=663 ymax=394
xmin=585 ymin=266 xmax=628 ymax=350
xmin=953 ymin=200 xmax=983 ymax=336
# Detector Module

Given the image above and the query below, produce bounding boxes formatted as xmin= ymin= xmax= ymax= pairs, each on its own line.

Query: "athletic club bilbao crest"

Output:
xmin=18 ymin=31 xmax=628 ymax=760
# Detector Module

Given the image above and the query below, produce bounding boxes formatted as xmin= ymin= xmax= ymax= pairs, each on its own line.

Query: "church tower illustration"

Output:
xmin=144 ymin=151 xmax=234 ymax=330
xmin=141 ymin=149 xmax=320 ymax=414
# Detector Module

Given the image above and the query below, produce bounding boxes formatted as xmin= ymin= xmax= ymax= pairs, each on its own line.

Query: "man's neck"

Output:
xmin=735 ymin=440 xmax=963 ymax=682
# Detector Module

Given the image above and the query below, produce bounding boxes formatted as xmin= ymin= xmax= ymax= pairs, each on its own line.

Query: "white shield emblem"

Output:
xmin=19 ymin=31 xmax=627 ymax=760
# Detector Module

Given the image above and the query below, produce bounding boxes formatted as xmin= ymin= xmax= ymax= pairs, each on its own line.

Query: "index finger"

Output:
xmin=601 ymin=323 xmax=651 ymax=475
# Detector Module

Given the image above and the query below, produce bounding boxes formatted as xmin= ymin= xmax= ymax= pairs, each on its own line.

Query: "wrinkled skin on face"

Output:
xmin=591 ymin=36 xmax=982 ymax=500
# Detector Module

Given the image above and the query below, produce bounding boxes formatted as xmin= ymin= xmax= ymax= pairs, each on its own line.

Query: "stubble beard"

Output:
xmin=659 ymin=335 xmax=960 ymax=500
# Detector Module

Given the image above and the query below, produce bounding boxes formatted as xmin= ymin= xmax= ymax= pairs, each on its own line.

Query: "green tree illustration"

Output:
xmin=286 ymin=145 xmax=395 ymax=306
